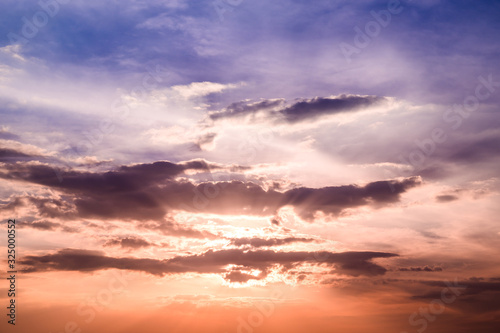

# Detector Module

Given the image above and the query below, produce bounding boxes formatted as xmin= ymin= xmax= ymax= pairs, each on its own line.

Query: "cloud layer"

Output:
xmin=20 ymin=248 xmax=398 ymax=280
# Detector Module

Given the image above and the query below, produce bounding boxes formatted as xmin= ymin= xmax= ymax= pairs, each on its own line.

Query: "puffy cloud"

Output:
xmin=171 ymin=82 xmax=239 ymax=99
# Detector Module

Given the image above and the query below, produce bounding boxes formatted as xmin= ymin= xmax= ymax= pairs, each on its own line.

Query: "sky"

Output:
xmin=0 ymin=0 xmax=500 ymax=332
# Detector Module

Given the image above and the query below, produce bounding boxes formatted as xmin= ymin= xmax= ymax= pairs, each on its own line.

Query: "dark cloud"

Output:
xmin=208 ymin=95 xmax=385 ymax=124
xmin=1 ymin=159 xmax=235 ymax=192
xmin=0 ymin=160 xmax=240 ymax=220
xmin=278 ymin=95 xmax=385 ymax=123
xmin=209 ymin=99 xmax=285 ymax=121
xmin=159 ymin=176 xmax=420 ymax=220
xmin=104 ymin=237 xmax=156 ymax=249
xmin=420 ymin=280 xmax=500 ymax=296
xmin=1 ymin=159 xmax=420 ymax=221
xmin=190 ymin=132 xmax=217 ymax=151
xmin=270 ymin=218 xmax=280 ymax=226
xmin=436 ymin=194 xmax=459 ymax=203
xmin=224 ymin=270 xmax=266 ymax=283
xmin=407 ymin=131 xmax=500 ymax=178
xmin=448 ymin=135 xmax=500 ymax=163
xmin=282 ymin=177 xmax=421 ymax=220
xmin=412 ymin=280 xmax=500 ymax=314
xmin=398 ymin=266 xmax=443 ymax=272
xmin=17 ymin=220 xmax=62 ymax=231
xmin=27 ymin=196 xmax=76 ymax=218
xmin=418 ymin=230 xmax=445 ymax=240
xmin=0 ymin=148 xmax=33 ymax=162
xmin=20 ymin=248 xmax=398 ymax=280
xmin=230 ymin=237 xmax=317 ymax=248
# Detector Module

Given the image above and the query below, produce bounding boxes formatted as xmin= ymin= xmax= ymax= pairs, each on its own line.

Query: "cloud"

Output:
xmin=418 ymin=230 xmax=445 ymax=240
xmin=17 ymin=220 xmax=62 ymax=231
xmin=398 ymin=266 xmax=443 ymax=272
xmin=191 ymin=132 xmax=217 ymax=151
xmin=144 ymin=126 xmax=218 ymax=152
xmin=138 ymin=218 xmax=218 ymax=239
xmin=1 ymin=159 xmax=232 ymax=194
xmin=412 ymin=279 xmax=500 ymax=314
xmin=420 ymin=279 xmax=500 ymax=296
xmin=171 ymin=82 xmax=239 ymax=99
xmin=0 ymin=148 xmax=33 ymax=162
xmin=209 ymin=99 xmax=285 ymax=121
xmin=224 ymin=270 xmax=266 ymax=283
xmin=208 ymin=95 xmax=385 ymax=124
xmin=0 ymin=159 xmax=421 ymax=221
xmin=104 ymin=237 xmax=156 ymax=249
xmin=230 ymin=237 xmax=317 ymax=248
xmin=278 ymin=95 xmax=385 ymax=123
xmin=0 ymin=195 xmax=76 ymax=219
xmin=436 ymin=194 xmax=459 ymax=203
xmin=282 ymin=176 xmax=421 ymax=219
xmin=20 ymin=248 xmax=398 ymax=280
xmin=0 ymin=129 xmax=20 ymax=140
xmin=446 ymin=133 xmax=500 ymax=164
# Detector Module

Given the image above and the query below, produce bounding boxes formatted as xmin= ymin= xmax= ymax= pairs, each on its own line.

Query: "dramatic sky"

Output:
xmin=1 ymin=0 xmax=500 ymax=332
